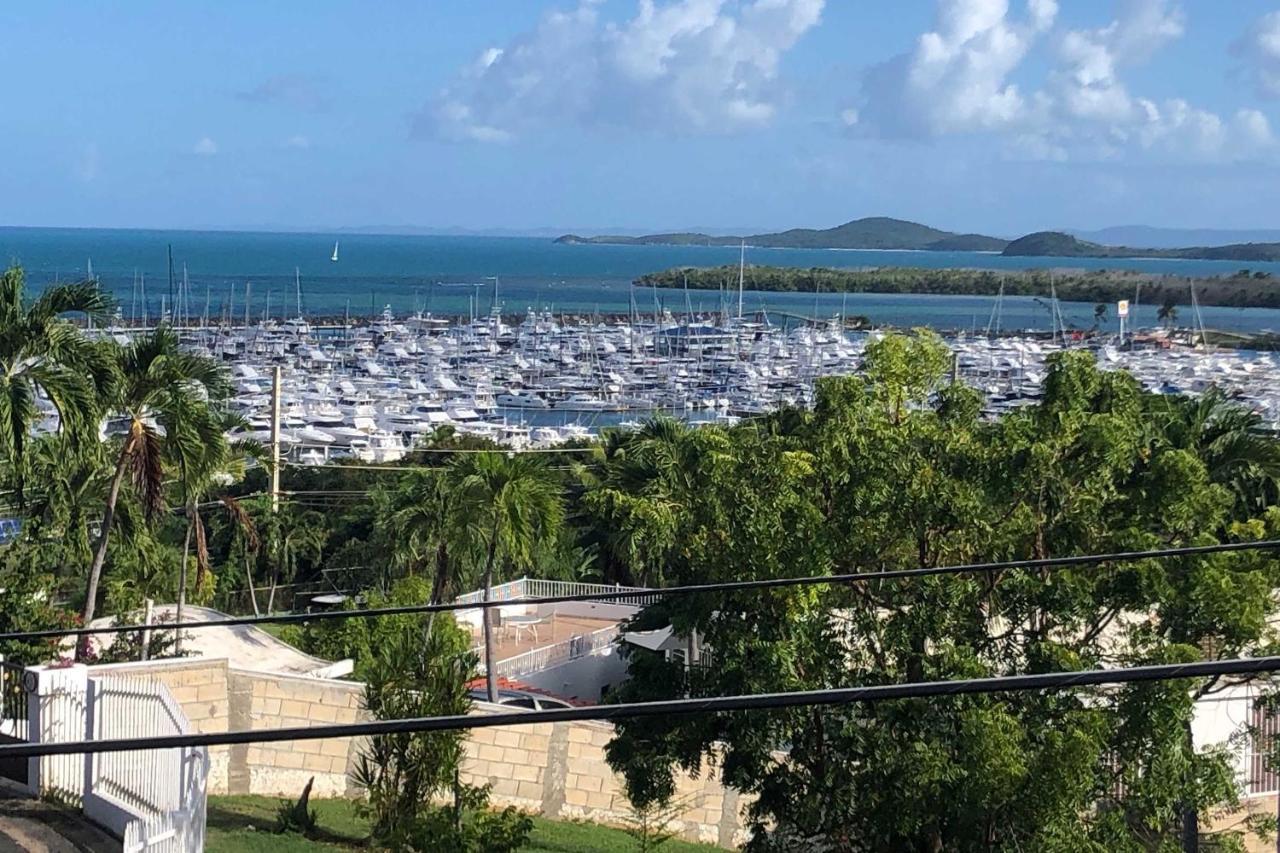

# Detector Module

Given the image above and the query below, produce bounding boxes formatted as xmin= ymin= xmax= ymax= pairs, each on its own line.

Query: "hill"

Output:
xmin=555 ymin=217 xmax=1009 ymax=252
xmin=1003 ymin=231 xmax=1280 ymax=262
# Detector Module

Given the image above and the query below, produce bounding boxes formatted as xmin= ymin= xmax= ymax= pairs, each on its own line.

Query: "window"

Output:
xmin=1248 ymin=697 xmax=1279 ymax=795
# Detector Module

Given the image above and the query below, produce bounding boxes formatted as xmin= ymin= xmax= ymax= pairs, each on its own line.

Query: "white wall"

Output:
xmin=1193 ymin=685 xmax=1261 ymax=795
xmin=518 ymin=646 xmax=630 ymax=704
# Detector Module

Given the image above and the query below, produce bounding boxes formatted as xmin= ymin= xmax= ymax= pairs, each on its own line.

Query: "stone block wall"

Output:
xmin=86 ymin=657 xmax=747 ymax=847
xmin=460 ymin=718 xmax=746 ymax=847
xmin=229 ymin=669 xmax=366 ymax=798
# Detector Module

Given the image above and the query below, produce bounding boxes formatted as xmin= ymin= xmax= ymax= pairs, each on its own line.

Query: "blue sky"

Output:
xmin=2 ymin=0 xmax=1279 ymax=235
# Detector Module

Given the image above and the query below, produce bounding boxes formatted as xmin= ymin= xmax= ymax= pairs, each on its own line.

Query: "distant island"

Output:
xmin=1004 ymin=231 xmax=1280 ymax=262
xmin=557 ymin=217 xmax=1280 ymax=263
xmin=637 ymin=265 xmax=1280 ymax=310
xmin=556 ymin=217 xmax=1007 ymax=252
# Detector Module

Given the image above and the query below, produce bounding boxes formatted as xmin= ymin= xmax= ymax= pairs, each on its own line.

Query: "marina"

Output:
xmin=69 ymin=301 xmax=1280 ymax=458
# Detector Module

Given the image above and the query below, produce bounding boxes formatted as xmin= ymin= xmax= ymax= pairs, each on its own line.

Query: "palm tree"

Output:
xmin=169 ymin=409 xmax=253 ymax=649
xmin=266 ymin=506 xmax=329 ymax=613
xmin=380 ymin=470 xmax=462 ymax=606
xmin=1157 ymin=298 xmax=1179 ymax=329
xmin=1150 ymin=386 xmax=1280 ymax=513
xmin=80 ymin=327 xmax=231 ymax=647
xmin=24 ymin=433 xmax=110 ymax=569
xmin=221 ymin=496 xmax=262 ymax=616
xmin=578 ymin=418 xmax=707 ymax=586
xmin=0 ymin=266 xmax=113 ymax=503
xmin=449 ymin=452 xmax=564 ymax=702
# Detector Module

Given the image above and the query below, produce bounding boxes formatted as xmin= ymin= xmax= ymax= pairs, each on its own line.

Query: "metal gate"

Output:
xmin=0 ymin=659 xmax=30 ymax=785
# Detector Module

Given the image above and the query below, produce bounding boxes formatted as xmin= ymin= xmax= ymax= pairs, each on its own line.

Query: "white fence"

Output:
xmin=486 ymin=624 xmax=621 ymax=679
xmin=455 ymin=577 xmax=656 ymax=607
xmin=23 ymin=665 xmax=208 ymax=852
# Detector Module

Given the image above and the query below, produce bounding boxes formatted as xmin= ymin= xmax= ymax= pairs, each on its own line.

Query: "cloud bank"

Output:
xmin=419 ymin=0 xmax=825 ymax=142
xmin=848 ymin=0 xmax=1272 ymax=162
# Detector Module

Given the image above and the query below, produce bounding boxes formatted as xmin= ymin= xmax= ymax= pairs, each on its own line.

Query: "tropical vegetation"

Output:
xmin=7 ymin=260 xmax=1280 ymax=849
xmin=638 ymin=264 xmax=1280 ymax=310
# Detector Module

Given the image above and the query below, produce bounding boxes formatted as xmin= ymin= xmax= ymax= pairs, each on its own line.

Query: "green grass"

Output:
xmin=206 ymin=795 xmax=725 ymax=852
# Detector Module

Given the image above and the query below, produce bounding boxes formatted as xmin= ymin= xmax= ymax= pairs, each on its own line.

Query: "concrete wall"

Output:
xmin=86 ymin=657 xmax=747 ymax=846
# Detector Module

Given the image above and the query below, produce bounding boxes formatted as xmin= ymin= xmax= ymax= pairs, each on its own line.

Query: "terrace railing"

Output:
xmin=455 ymin=577 xmax=655 ymax=607
xmin=484 ymin=624 xmax=621 ymax=679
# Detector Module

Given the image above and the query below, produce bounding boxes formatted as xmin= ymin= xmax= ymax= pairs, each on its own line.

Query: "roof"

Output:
xmin=86 ymin=605 xmax=350 ymax=678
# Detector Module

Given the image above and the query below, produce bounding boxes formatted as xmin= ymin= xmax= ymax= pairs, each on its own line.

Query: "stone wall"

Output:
xmin=87 ymin=657 xmax=748 ymax=846
xmin=461 ymin=718 xmax=746 ymax=847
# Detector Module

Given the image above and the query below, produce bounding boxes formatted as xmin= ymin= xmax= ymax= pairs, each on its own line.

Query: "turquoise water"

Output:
xmin=4 ymin=226 xmax=1280 ymax=333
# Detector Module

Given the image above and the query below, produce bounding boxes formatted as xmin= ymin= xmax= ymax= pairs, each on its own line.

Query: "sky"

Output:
xmin=2 ymin=0 xmax=1280 ymax=236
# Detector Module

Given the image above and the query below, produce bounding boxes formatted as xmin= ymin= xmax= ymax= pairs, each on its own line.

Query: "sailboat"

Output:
xmin=330 ymin=241 xmax=339 ymax=263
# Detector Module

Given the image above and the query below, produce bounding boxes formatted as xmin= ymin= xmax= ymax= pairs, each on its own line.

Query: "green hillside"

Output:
xmin=1003 ymin=231 xmax=1280 ymax=262
xmin=555 ymin=217 xmax=1009 ymax=251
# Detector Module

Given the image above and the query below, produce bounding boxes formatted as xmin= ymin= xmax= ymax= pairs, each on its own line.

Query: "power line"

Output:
xmin=1 ymin=654 xmax=1276 ymax=759
xmin=5 ymin=539 xmax=1278 ymax=643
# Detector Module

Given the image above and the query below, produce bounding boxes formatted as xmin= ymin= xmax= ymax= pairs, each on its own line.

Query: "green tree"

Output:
xmin=379 ymin=470 xmax=463 ymax=605
xmin=1148 ymin=385 xmax=1280 ymax=514
xmin=449 ymin=452 xmax=564 ymax=702
xmin=266 ymin=506 xmax=329 ymax=613
xmin=578 ymin=418 xmax=722 ymax=586
xmin=351 ymin=605 xmax=532 ymax=852
xmin=0 ymin=266 xmax=112 ymax=504
xmin=604 ymin=335 xmax=1268 ymax=851
xmin=81 ymin=327 xmax=232 ymax=646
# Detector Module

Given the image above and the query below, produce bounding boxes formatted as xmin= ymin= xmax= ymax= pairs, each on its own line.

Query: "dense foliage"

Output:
xmin=601 ymin=332 xmax=1280 ymax=851
xmin=638 ymin=264 xmax=1280 ymax=310
xmin=6 ymin=260 xmax=1280 ymax=849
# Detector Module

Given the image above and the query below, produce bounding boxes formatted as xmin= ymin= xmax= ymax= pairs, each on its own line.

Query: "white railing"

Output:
xmin=455 ymin=577 xmax=655 ymax=607
xmin=522 ymin=579 xmax=657 ymax=606
xmin=81 ymin=674 xmax=207 ymax=851
xmin=485 ymin=624 xmax=620 ymax=679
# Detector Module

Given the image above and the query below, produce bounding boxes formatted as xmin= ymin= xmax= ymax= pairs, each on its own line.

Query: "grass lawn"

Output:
xmin=206 ymin=795 xmax=726 ymax=852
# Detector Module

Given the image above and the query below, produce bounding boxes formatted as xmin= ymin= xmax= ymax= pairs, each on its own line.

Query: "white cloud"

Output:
xmin=854 ymin=0 xmax=1273 ymax=164
xmin=851 ymin=0 xmax=1057 ymax=137
xmin=419 ymin=0 xmax=825 ymax=142
xmin=1234 ymin=11 xmax=1280 ymax=99
xmin=1051 ymin=0 xmax=1183 ymax=124
xmin=193 ymin=137 xmax=218 ymax=156
xmin=283 ymin=135 xmax=312 ymax=150
xmin=237 ymin=74 xmax=331 ymax=112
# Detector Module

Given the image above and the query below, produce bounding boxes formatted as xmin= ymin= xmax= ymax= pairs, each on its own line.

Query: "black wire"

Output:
xmin=5 ymin=539 xmax=1278 ymax=643
xmin=1 ymin=654 xmax=1276 ymax=759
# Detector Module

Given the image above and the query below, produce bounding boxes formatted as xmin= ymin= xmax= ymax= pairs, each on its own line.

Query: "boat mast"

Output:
xmin=167 ymin=244 xmax=175 ymax=321
xmin=295 ymin=266 xmax=303 ymax=319
xmin=737 ymin=240 xmax=746 ymax=320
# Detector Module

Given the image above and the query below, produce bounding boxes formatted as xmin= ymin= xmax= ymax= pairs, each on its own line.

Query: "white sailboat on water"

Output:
xmin=330 ymin=241 xmax=339 ymax=263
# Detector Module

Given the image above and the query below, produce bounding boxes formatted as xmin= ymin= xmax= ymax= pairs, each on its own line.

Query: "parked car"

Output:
xmin=469 ymin=688 xmax=573 ymax=711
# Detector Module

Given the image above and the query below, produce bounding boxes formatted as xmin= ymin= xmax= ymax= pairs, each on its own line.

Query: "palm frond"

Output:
xmin=221 ymin=496 xmax=261 ymax=553
xmin=128 ymin=421 xmax=166 ymax=519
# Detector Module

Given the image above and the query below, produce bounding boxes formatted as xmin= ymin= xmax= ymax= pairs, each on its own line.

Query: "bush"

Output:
xmin=275 ymin=778 xmax=318 ymax=836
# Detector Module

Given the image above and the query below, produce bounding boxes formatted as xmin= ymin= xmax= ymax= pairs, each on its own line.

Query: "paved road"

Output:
xmin=0 ymin=780 xmax=117 ymax=852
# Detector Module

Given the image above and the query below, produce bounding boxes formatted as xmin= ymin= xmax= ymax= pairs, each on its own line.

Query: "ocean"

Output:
xmin=5 ymin=226 xmax=1280 ymax=334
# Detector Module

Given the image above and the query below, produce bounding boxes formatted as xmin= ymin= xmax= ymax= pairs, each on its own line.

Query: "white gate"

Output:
xmin=83 ymin=675 xmax=208 ymax=852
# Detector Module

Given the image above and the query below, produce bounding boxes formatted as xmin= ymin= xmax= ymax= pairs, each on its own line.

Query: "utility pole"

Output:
xmin=270 ymin=365 xmax=282 ymax=515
